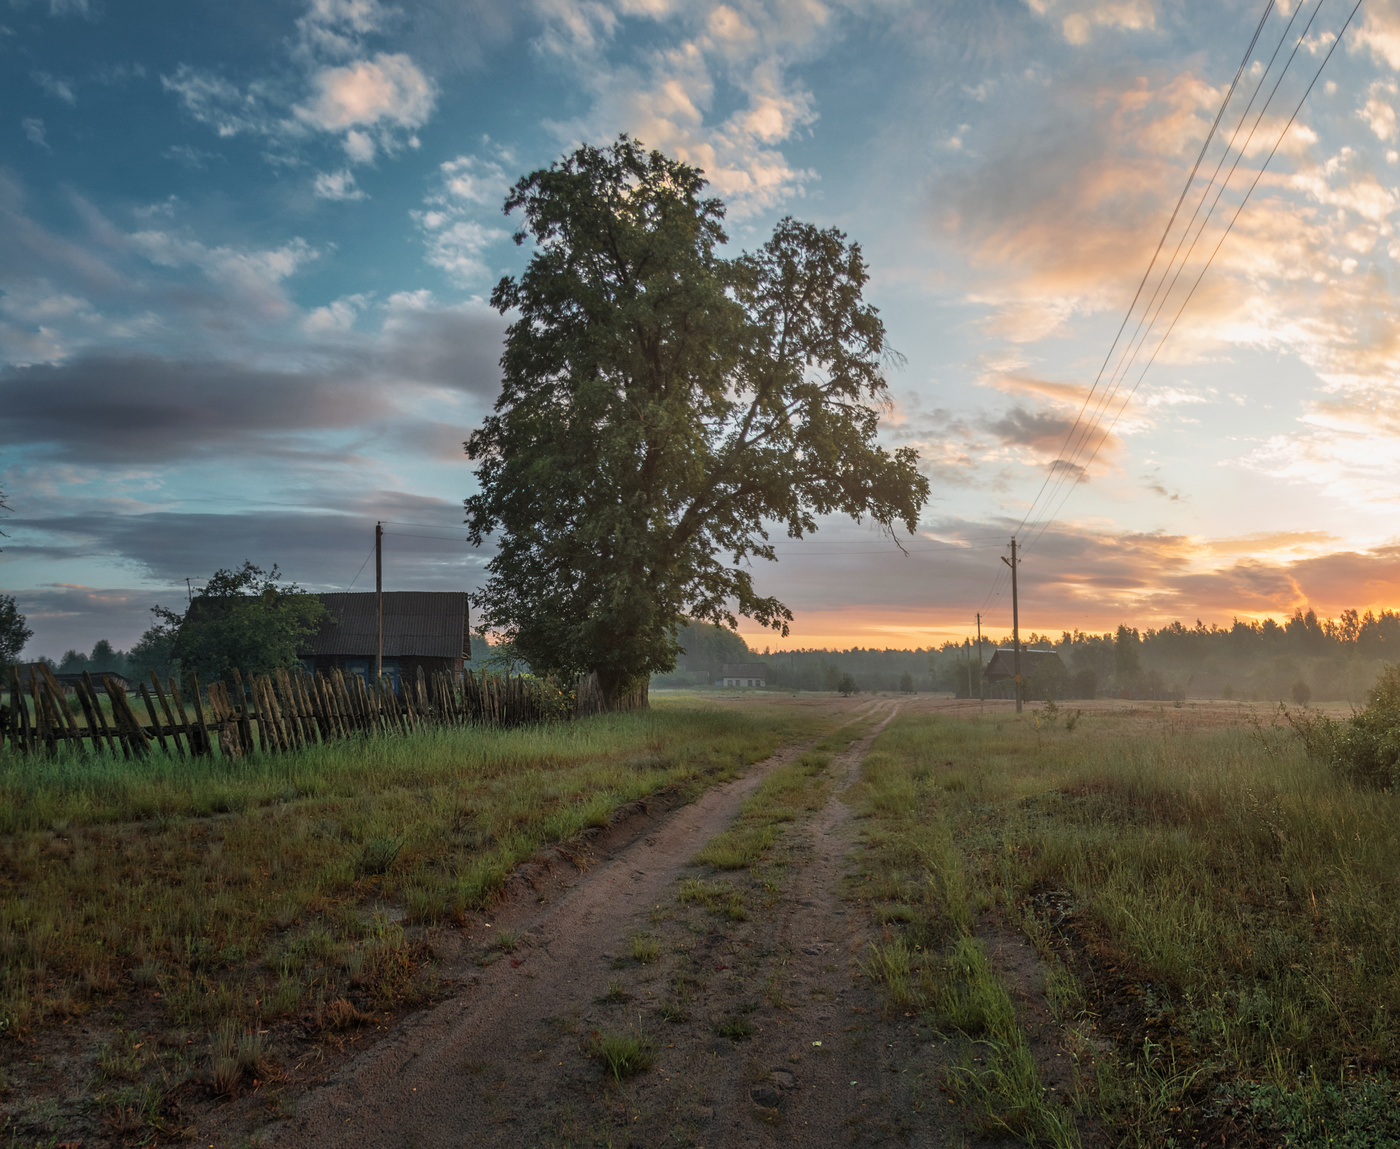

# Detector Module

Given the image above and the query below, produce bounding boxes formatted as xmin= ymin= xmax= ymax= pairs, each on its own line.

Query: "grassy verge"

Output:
xmin=0 ymin=700 xmax=826 ymax=1055
xmin=852 ymin=702 xmax=1400 ymax=1146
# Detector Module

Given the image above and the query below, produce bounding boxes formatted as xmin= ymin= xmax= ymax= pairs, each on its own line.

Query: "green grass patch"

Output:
xmin=587 ymin=1028 xmax=655 ymax=1082
xmin=690 ymin=750 xmax=831 ymax=870
xmin=0 ymin=701 xmax=827 ymax=1043
xmin=853 ymin=704 xmax=1400 ymax=1146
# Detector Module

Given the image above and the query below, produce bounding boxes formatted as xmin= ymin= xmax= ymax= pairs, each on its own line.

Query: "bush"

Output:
xmin=837 ymin=673 xmax=858 ymax=696
xmin=1292 ymin=663 xmax=1400 ymax=789
xmin=1292 ymin=679 xmax=1313 ymax=706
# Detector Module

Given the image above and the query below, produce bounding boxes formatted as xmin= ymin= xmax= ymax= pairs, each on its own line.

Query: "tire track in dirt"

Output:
xmin=256 ymin=700 xmax=890 ymax=1148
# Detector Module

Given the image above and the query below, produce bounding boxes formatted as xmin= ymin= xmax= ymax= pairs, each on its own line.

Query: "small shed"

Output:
xmin=719 ymin=662 xmax=767 ymax=688
xmin=302 ymin=591 xmax=470 ymax=689
xmin=984 ymin=648 xmax=1066 ymax=681
xmin=14 ymin=664 xmax=134 ymax=694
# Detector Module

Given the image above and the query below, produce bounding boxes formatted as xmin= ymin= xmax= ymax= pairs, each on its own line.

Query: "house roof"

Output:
xmin=984 ymin=648 xmax=1066 ymax=680
xmin=721 ymin=662 xmax=768 ymax=678
xmin=304 ymin=592 xmax=470 ymax=660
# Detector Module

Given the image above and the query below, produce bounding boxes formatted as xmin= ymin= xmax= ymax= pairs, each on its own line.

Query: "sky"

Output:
xmin=5 ymin=0 xmax=1400 ymax=657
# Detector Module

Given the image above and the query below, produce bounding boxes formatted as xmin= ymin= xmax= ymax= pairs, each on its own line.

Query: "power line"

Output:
xmin=1021 ymin=0 xmax=1361 ymax=556
xmin=1046 ymin=0 xmax=1322 ymax=508
xmin=1012 ymin=0 xmax=1279 ymax=542
xmin=1029 ymin=0 xmax=1364 ymax=552
xmin=345 ymin=541 xmax=376 ymax=591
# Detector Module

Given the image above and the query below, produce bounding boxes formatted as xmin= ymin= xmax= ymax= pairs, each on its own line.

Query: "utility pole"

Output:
xmin=1001 ymin=538 xmax=1022 ymax=713
xmin=976 ymin=612 xmax=984 ymax=702
xmin=375 ymin=521 xmax=383 ymax=683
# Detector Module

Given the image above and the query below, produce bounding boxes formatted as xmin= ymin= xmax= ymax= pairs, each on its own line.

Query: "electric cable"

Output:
xmin=1026 ymin=0 xmax=1365 ymax=552
xmin=1020 ymin=0 xmax=1303 ymax=545
xmin=1011 ymin=0 xmax=1279 ymax=541
xmin=1046 ymin=0 xmax=1324 ymax=509
xmin=345 ymin=541 xmax=376 ymax=591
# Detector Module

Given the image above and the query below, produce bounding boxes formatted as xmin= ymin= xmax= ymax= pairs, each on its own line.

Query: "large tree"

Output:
xmin=151 ymin=562 xmax=329 ymax=682
xmin=465 ymin=137 xmax=929 ymax=705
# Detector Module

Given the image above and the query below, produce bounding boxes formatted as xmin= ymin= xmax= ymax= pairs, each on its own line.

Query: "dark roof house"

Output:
xmin=302 ymin=591 xmax=470 ymax=686
xmin=983 ymin=648 xmax=1066 ymax=681
xmin=719 ymin=662 xmax=768 ymax=686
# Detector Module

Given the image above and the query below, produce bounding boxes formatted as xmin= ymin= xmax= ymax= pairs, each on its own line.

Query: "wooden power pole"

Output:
xmin=976 ymin=612 xmax=984 ymax=702
xmin=1001 ymin=539 xmax=1022 ymax=713
xmin=375 ymin=521 xmax=383 ymax=683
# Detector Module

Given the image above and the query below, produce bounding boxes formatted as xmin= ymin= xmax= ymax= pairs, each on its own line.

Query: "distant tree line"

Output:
xmin=654 ymin=608 xmax=1400 ymax=703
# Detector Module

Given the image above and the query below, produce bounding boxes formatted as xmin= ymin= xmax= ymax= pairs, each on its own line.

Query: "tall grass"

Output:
xmin=0 ymin=701 xmax=825 ymax=1043
xmin=856 ymin=705 xmax=1400 ymax=1144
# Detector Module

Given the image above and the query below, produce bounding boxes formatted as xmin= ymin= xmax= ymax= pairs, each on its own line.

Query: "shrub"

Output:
xmin=837 ymin=673 xmax=858 ymax=696
xmin=1292 ymin=663 xmax=1400 ymax=789
xmin=1292 ymin=679 xmax=1313 ymax=706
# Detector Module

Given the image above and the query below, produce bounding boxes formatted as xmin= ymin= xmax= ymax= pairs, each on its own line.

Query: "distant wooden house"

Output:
xmin=719 ymin=662 xmax=767 ymax=688
xmin=984 ymin=648 xmax=1066 ymax=682
xmin=14 ymin=663 xmax=133 ymax=694
xmin=301 ymin=591 xmax=470 ymax=690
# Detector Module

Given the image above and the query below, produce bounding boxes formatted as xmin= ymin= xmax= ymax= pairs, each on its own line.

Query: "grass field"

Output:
xmin=0 ymin=698 xmax=831 ymax=1082
xmin=852 ymin=699 xmax=1400 ymax=1147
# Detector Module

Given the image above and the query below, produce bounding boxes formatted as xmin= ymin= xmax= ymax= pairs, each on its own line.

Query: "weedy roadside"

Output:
xmin=852 ymin=701 xmax=1400 ymax=1147
xmin=0 ymin=698 xmax=827 ymax=1145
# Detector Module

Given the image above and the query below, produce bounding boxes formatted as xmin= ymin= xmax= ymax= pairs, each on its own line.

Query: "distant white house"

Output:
xmin=719 ymin=662 xmax=767 ymax=687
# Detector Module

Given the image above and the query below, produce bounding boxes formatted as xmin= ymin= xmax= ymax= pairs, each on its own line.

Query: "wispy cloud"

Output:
xmin=20 ymin=117 xmax=49 ymax=150
xmin=413 ymin=154 xmax=509 ymax=284
xmin=531 ymin=0 xmax=831 ymax=217
xmin=161 ymin=0 xmax=436 ymax=171
xmin=31 ymin=70 xmax=76 ymax=104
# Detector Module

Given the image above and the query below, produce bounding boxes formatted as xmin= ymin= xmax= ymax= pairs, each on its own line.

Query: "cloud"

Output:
xmin=1357 ymin=79 xmax=1398 ymax=140
xmin=21 ymin=117 xmax=49 ymax=149
xmin=1352 ymin=0 xmax=1400 ymax=70
xmin=161 ymin=66 xmax=279 ymax=138
xmin=532 ymin=0 xmax=829 ymax=217
xmin=296 ymin=0 xmax=396 ymax=60
xmin=128 ymin=230 xmax=319 ymax=319
xmin=31 ymin=70 xmax=76 ymax=104
xmin=313 ymin=168 xmax=366 ymax=199
xmin=294 ymin=52 xmax=435 ymax=160
xmin=162 ymin=143 xmax=219 ymax=169
xmin=413 ymin=156 xmax=510 ymax=283
xmin=1024 ymin=0 xmax=1156 ymax=46
xmin=162 ymin=1 xmax=437 ymax=167
xmin=0 ymin=354 xmax=397 ymax=463
xmin=730 ymin=515 xmax=1400 ymax=646
xmin=0 ymin=287 xmax=504 ymax=462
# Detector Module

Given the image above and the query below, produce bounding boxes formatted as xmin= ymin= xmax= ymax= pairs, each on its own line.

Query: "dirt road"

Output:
xmin=256 ymin=698 xmax=970 ymax=1147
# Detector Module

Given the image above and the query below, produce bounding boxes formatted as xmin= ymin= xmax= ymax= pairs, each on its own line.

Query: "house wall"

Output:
xmin=304 ymin=654 xmax=464 ymax=689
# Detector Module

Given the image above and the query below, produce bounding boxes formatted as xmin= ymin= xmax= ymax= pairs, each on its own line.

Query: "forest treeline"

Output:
xmin=657 ymin=609 xmax=1400 ymax=703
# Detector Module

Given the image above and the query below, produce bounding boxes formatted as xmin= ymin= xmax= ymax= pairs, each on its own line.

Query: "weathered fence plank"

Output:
xmin=3 ymin=659 xmax=579 ymax=760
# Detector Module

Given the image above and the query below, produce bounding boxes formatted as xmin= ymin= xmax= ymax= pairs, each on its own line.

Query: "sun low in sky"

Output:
xmin=4 ymin=0 xmax=1400 ymax=656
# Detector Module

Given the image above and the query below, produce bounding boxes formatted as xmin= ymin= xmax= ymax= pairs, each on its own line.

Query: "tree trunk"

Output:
xmin=577 ymin=670 xmax=649 ymax=716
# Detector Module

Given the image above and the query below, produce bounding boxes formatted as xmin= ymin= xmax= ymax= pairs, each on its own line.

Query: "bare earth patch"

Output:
xmin=218 ymin=697 xmax=979 ymax=1148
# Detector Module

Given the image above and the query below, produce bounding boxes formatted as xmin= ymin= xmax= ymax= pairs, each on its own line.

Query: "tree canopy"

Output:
xmin=0 ymin=595 xmax=32 ymax=665
xmin=465 ymin=137 xmax=929 ymax=703
xmin=151 ymin=562 xmax=329 ymax=682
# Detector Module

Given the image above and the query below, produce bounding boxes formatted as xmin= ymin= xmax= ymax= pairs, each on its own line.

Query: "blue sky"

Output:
xmin=6 ymin=0 xmax=1400 ymax=656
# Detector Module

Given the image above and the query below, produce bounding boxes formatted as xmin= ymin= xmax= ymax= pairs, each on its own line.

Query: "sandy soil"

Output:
xmin=245 ymin=697 xmax=981 ymax=1148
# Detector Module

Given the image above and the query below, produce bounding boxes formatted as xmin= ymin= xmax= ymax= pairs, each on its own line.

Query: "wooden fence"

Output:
xmin=1 ymin=662 xmax=565 ymax=760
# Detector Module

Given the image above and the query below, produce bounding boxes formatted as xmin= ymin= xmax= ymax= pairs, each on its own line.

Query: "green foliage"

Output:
xmin=837 ymin=672 xmax=858 ymax=696
xmin=587 ymin=1029 xmax=655 ymax=1081
xmin=465 ymin=136 xmax=928 ymax=704
xmin=0 ymin=594 xmax=33 ymax=664
xmin=1294 ymin=663 xmax=1400 ymax=789
xmin=155 ymin=561 xmax=329 ymax=681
